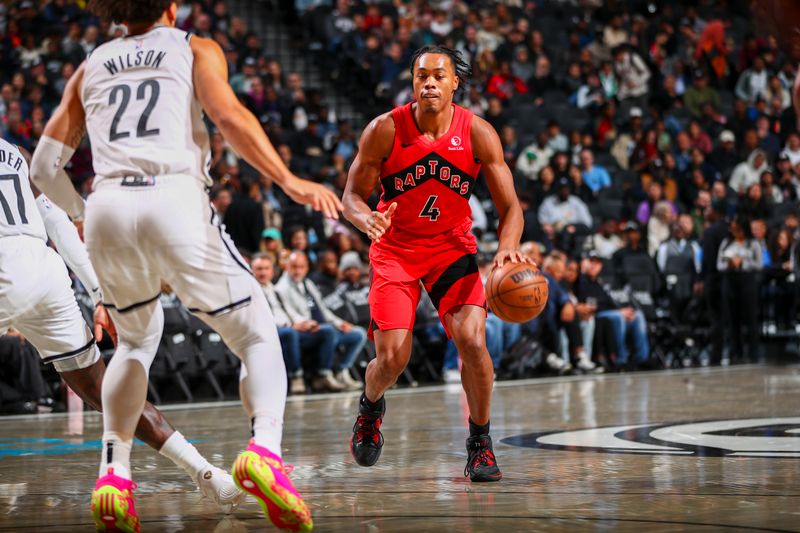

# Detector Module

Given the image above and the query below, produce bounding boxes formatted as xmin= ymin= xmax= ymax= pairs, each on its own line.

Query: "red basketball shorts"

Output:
xmin=367 ymin=239 xmax=486 ymax=339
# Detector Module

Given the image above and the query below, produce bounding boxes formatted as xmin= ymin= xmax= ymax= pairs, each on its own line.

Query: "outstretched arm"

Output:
xmin=31 ymin=63 xmax=87 ymax=220
xmin=191 ymin=36 xmax=341 ymax=218
xmin=343 ymin=113 xmax=396 ymax=242
xmin=471 ymin=116 xmax=529 ymax=267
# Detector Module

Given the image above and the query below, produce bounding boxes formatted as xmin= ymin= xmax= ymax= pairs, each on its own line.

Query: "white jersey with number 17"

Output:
xmin=81 ymin=25 xmax=211 ymax=187
xmin=0 ymin=137 xmax=46 ymax=241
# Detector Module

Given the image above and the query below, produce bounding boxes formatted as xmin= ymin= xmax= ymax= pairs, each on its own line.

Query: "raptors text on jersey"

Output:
xmin=376 ymin=102 xmax=480 ymax=242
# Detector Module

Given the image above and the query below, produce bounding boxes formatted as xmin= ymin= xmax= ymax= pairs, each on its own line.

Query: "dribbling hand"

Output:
xmin=366 ymin=202 xmax=397 ymax=242
xmin=93 ymin=304 xmax=118 ymax=347
xmin=493 ymin=248 xmax=535 ymax=269
xmin=284 ymin=177 xmax=343 ymax=220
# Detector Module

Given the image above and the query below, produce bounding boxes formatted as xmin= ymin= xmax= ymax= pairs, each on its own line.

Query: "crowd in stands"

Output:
xmin=2 ymin=0 xmax=800 ymax=410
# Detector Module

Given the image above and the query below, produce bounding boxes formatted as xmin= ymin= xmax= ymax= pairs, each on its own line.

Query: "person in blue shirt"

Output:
xmin=579 ymin=148 xmax=612 ymax=195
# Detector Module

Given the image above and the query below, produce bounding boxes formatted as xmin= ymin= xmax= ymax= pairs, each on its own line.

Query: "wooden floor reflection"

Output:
xmin=1 ymin=365 xmax=799 ymax=532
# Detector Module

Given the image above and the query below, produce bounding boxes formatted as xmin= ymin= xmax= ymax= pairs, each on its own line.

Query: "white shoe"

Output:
xmin=289 ymin=376 xmax=306 ymax=395
xmin=443 ymin=369 xmax=461 ymax=383
xmin=195 ymin=466 xmax=245 ymax=514
xmin=545 ymin=353 xmax=572 ymax=374
xmin=335 ymin=369 xmax=363 ymax=391
xmin=576 ymin=353 xmax=604 ymax=374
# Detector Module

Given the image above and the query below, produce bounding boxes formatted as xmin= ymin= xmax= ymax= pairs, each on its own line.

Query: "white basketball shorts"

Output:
xmin=0 ymin=235 xmax=99 ymax=371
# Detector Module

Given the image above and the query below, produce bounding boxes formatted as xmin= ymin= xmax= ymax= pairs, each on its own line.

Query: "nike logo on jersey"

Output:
xmin=401 ymin=142 xmax=415 ymax=148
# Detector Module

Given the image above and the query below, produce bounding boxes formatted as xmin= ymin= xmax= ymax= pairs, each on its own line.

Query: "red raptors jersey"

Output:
xmin=376 ymin=102 xmax=481 ymax=249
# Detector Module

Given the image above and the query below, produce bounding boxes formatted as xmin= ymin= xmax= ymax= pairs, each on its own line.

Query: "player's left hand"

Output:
xmin=284 ymin=177 xmax=343 ymax=220
xmin=93 ymin=304 xmax=118 ymax=347
xmin=493 ymin=248 xmax=534 ymax=269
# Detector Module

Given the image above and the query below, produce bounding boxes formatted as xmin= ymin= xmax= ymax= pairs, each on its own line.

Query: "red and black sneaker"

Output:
xmin=465 ymin=434 xmax=503 ymax=482
xmin=350 ymin=393 xmax=385 ymax=467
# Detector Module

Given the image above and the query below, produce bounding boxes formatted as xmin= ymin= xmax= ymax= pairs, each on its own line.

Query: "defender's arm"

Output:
xmin=191 ymin=36 xmax=341 ymax=218
xmin=31 ymin=63 xmax=87 ymax=221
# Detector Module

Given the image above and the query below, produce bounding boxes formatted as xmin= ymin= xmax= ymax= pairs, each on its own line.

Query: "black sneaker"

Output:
xmin=465 ymin=434 xmax=502 ymax=482
xmin=350 ymin=393 xmax=385 ymax=467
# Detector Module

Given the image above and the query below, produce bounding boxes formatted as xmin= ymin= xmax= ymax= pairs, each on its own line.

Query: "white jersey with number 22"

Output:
xmin=81 ymin=26 xmax=211 ymax=187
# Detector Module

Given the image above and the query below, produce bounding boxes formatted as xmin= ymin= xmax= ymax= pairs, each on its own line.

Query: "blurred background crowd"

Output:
xmin=2 ymin=0 xmax=799 ymax=413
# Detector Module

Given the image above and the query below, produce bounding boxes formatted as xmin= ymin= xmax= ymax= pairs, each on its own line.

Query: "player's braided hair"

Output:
xmin=409 ymin=45 xmax=472 ymax=92
xmin=87 ymin=0 xmax=172 ymax=24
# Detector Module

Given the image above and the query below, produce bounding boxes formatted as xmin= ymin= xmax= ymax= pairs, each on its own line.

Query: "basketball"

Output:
xmin=485 ymin=262 xmax=549 ymax=323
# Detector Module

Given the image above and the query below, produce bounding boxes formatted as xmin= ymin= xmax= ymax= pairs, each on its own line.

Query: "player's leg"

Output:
xmin=349 ymin=327 xmax=413 ymax=467
xmin=427 ymin=252 xmax=501 ymax=482
xmin=445 ymin=305 xmax=503 ymax=482
xmin=189 ymin=279 xmax=312 ymax=532
xmin=446 ymin=306 xmax=493 ymax=424
xmin=160 ymin=187 xmax=311 ymax=531
xmin=349 ymin=268 xmax=419 ymax=467
xmin=57 ymin=357 xmax=242 ymax=513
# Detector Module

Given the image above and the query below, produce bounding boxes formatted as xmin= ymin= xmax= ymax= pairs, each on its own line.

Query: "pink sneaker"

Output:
xmin=90 ymin=468 xmax=140 ymax=533
xmin=232 ymin=440 xmax=313 ymax=532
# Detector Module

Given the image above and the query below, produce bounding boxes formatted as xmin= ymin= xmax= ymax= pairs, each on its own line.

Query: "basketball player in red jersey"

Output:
xmin=343 ymin=45 xmax=530 ymax=481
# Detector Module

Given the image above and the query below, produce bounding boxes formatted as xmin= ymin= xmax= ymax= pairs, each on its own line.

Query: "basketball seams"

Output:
xmin=485 ymin=263 xmax=548 ymax=322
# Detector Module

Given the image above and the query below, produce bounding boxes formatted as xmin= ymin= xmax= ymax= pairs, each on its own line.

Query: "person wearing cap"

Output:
xmin=612 ymin=221 xmax=662 ymax=291
xmin=684 ymin=68 xmax=720 ymax=118
xmin=230 ymin=56 xmax=257 ymax=94
xmin=709 ymin=130 xmax=739 ymax=180
xmin=259 ymin=227 xmax=283 ymax=267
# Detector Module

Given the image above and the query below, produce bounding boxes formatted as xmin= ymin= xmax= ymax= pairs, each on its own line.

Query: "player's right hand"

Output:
xmin=93 ymin=304 xmax=118 ymax=348
xmin=366 ymin=202 xmax=397 ymax=242
xmin=284 ymin=177 xmax=343 ymax=219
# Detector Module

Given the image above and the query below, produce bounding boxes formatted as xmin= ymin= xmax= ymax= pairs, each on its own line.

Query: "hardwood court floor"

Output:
xmin=0 ymin=365 xmax=799 ymax=532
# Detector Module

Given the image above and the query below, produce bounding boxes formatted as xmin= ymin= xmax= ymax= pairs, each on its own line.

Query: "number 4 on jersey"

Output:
xmin=419 ymin=195 xmax=440 ymax=221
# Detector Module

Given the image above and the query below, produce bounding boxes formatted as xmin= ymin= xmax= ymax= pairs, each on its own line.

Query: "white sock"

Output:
xmin=100 ymin=436 xmax=132 ymax=480
xmin=241 ymin=361 xmax=283 ymax=456
xmin=204 ymin=280 xmax=287 ymax=457
xmin=159 ymin=430 xmax=211 ymax=480
xmin=252 ymin=411 xmax=283 ymax=456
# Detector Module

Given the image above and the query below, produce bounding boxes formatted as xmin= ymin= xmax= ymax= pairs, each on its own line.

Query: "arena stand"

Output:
xmin=1 ymin=0 xmax=799 ymax=412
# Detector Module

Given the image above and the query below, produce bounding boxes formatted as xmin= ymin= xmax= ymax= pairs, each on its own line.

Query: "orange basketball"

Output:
xmin=485 ymin=262 xmax=549 ymax=323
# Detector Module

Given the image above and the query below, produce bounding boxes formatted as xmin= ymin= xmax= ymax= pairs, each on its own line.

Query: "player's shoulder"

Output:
xmin=469 ymin=114 xmax=501 ymax=156
xmin=189 ymin=33 xmax=220 ymax=52
xmin=366 ymin=111 xmax=396 ymax=137
xmin=469 ymin=113 xmax=495 ymax=137
xmin=359 ymin=111 xmax=396 ymax=157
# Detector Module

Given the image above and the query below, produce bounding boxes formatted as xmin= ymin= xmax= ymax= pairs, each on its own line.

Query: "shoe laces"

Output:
xmin=353 ymin=415 xmax=382 ymax=446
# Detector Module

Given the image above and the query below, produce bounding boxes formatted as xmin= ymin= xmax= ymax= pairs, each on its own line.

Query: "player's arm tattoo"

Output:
xmin=66 ymin=124 xmax=86 ymax=150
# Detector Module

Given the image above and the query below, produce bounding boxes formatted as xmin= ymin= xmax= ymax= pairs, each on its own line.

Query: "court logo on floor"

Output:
xmin=501 ymin=417 xmax=800 ymax=457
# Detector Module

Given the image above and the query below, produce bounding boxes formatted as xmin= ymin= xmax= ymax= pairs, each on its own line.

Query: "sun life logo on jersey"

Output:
xmin=449 ymin=135 xmax=464 ymax=151
xmin=501 ymin=417 xmax=800 ymax=458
